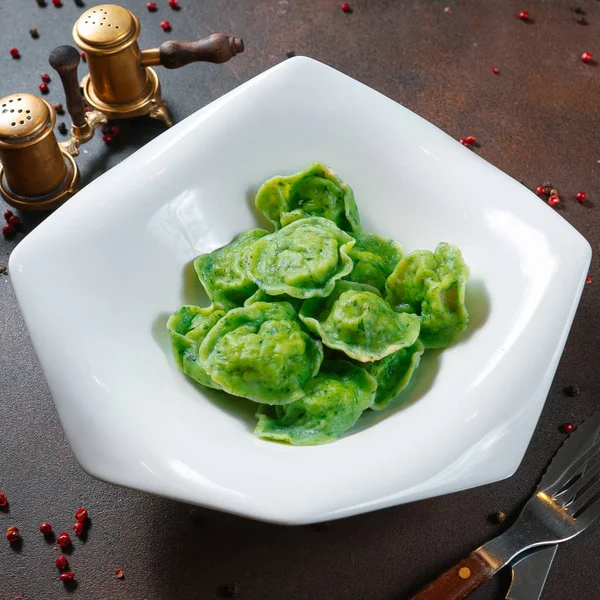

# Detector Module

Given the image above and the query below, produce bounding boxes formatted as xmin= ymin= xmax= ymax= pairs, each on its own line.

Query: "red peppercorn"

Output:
xmin=160 ymin=20 xmax=171 ymax=31
xmin=147 ymin=1 xmax=157 ymax=11
xmin=9 ymin=48 xmax=20 ymax=58
xmin=581 ymin=52 xmax=593 ymax=63
xmin=59 ymin=572 xmax=75 ymax=583
xmin=2 ymin=224 xmax=15 ymax=238
xmin=464 ymin=135 xmax=476 ymax=145
xmin=3 ymin=210 xmax=13 ymax=221
xmin=111 ymin=125 xmax=120 ymax=136
xmin=0 ymin=494 xmax=7 ymax=508
xmin=41 ymin=73 xmax=51 ymax=83
xmin=535 ymin=185 xmax=546 ymax=196
xmin=548 ymin=195 xmax=560 ymax=207
xmin=75 ymin=508 xmax=88 ymax=522
xmin=492 ymin=66 xmax=500 ymax=74
xmin=444 ymin=6 xmax=451 ymax=13
xmin=576 ymin=191 xmax=587 ymax=203
xmin=56 ymin=531 xmax=72 ymax=547
xmin=586 ymin=275 xmax=592 ymax=284
xmin=80 ymin=51 xmax=87 ymax=62
xmin=6 ymin=526 xmax=20 ymax=543
xmin=341 ymin=2 xmax=351 ymax=12
xmin=7 ymin=215 xmax=19 ymax=227
xmin=40 ymin=522 xmax=53 ymax=535
xmin=518 ymin=10 xmax=530 ymax=21
xmin=562 ymin=422 xmax=575 ymax=433
xmin=52 ymin=0 xmax=62 ymax=6
xmin=39 ymin=83 xmax=49 ymax=94
xmin=56 ymin=555 xmax=68 ymax=570
xmin=102 ymin=133 xmax=114 ymax=144
xmin=72 ymin=521 xmax=84 ymax=536
xmin=168 ymin=0 xmax=179 ymax=7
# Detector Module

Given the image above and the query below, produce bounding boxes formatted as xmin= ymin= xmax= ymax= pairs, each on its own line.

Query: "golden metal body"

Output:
xmin=73 ymin=5 xmax=172 ymax=126
xmin=0 ymin=94 xmax=79 ymax=211
xmin=0 ymin=94 xmax=108 ymax=211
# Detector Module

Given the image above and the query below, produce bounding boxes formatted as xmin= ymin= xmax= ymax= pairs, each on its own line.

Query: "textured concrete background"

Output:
xmin=1 ymin=1 xmax=599 ymax=598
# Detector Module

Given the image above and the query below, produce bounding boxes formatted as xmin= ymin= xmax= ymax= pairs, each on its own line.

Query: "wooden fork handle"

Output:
xmin=409 ymin=550 xmax=495 ymax=600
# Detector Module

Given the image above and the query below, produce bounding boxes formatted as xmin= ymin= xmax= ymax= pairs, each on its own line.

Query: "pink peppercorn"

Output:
xmin=40 ymin=522 xmax=53 ymax=535
xmin=56 ymin=531 xmax=72 ymax=547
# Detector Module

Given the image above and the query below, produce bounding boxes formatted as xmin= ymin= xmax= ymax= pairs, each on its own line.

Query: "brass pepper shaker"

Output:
xmin=72 ymin=4 xmax=244 ymax=126
xmin=0 ymin=94 xmax=79 ymax=210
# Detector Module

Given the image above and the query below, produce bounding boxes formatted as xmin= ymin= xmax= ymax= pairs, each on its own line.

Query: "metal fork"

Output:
xmin=411 ymin=411 xmax=600 ymax=600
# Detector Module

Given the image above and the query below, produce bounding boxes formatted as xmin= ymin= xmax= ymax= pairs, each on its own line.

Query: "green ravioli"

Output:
xmin=255 ymin=360 xmax=376 ymax=445
xmin=194 ymin=228 xmax=269 ymax=310
xmin=165 ymin=164 xmax=473 ymax=446
xmin=344 ymin=232 xmax=403 ymax=293
xmin=300 ymin=281 xmax=420 ymax=362
xmin=255 ymin=162 xmax=361 ymax=232
xmin=362 ymin=339 xmax=425 ymax=410
xmin=244 ymin=288 xmax=304 ymax=313
xmin=385 ymin=242 xmax=470 ymax=348
xmin=167 ymin=305 xmax=226 ymax=389
xmin=247 ymin=216 xmax=355 ymax=299
xmin=199 ymin=302 xmax=323 ymax=404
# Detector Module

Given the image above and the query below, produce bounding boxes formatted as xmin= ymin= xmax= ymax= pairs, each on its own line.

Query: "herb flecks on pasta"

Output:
xmin=300 ymin=281 xmax=420 ymax=362
xmin=194 ymin=228 xmax=269 ymax=310
xmin=386 ymin=242 xmax=469 ymax=348
xmin=199 ymin=302 xmax=323 ymax=405
xmin=255 ymin=360 xmax=376 ymax=445
xmin=247 ymin=216 xmax=355 ymax=299
xmin=255 ymin=162 xmax=361 ymax=232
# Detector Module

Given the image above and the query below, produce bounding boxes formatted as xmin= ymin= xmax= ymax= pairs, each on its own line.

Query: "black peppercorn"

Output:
xmin=563 ymin=384 xmax=579 ymax=397
xmin=218 ymin=584 xmax=240 ymax=597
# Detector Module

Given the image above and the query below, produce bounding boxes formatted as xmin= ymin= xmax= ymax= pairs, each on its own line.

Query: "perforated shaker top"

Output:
xmin=74 ymin=4 xmax=137 ymax=50
xmin=0 ymin=94 xmax=51 ymax=146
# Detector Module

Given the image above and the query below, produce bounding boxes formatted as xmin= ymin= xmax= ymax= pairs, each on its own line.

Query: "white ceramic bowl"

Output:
xmin=10 ymin=57 xmax=590 ymax=524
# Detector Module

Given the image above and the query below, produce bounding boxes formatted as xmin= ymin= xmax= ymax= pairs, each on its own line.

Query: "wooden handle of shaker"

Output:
xmin=158 ymin=34 xmax=244 ymax=69
xmin=409 ymin=551 xmax=495 ymax=600
xmin=49 ymin=45 xmax=87 ymax=128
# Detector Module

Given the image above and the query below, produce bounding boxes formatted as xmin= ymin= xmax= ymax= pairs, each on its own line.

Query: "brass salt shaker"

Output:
xmin=72 ymin=4 xmax=244 ymax=126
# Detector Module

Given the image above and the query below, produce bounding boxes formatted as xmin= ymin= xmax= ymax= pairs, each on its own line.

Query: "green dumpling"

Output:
xmin=299 ymin=281 xmax=420 ymax=362
xmin=194 ymin=228 xmax=269 ymax=310
xmin=344 ymin=232 xmax=403 ymax=293
xmin=247 ymin=216 xmax=355 ymax=299
xmin=254 ymin=360 xmax=376 ymax=445
xmin=255 ymin=163 xmax=361 ymax=232
xmin=385 ymin=242 xmax=469 ymax=348
xmin=244 ymin=288 xmax=304 ymax=313
xmin=199 ymin=302 xmax=323 ymax=404
xmin=362 ymin=339 xmax=424 ymax=410
xmin=167 ymin=305 xmax=226 ymax=389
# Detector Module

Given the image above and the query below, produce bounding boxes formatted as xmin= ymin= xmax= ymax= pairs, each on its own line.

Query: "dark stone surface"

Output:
xmin=0 ymin=1 xmax=599 ymax=598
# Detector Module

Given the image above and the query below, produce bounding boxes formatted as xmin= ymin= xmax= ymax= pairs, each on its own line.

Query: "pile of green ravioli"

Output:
xmin=167 ymin=163 xmax=470 ymax=446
